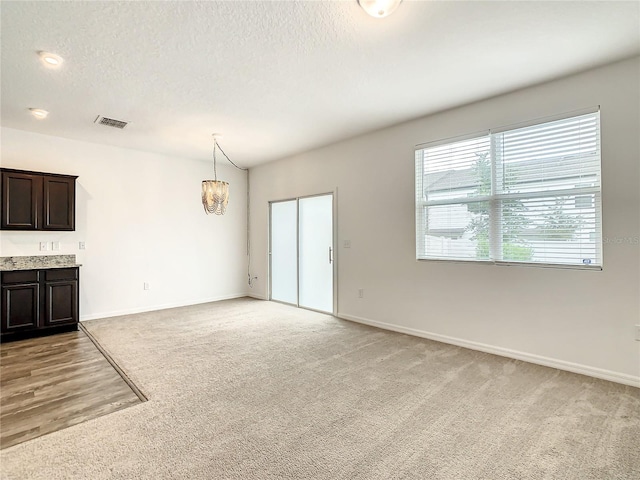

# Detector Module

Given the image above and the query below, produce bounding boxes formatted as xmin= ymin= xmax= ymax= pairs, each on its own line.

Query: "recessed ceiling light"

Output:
xmin=358 ymin=0 xmax=403 ymax=18
xmin=29 ymin=108 xmax=49 ymax=119
xmin=38 ymin=51 xmax=63 ymax=68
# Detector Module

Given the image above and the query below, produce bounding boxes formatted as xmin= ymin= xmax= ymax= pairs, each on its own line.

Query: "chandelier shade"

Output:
xmin=202 ymin=179 xmax=229 ymax=215
xmin=358 ymin=0 xmax=402 ymax=18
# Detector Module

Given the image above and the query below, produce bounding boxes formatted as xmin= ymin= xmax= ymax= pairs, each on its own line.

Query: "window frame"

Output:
xmin=415 ymin=107 xmax=603 ymax=270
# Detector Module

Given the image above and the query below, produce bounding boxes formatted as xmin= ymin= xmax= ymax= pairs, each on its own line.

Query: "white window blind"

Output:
xmin=415 ymin=110 xmax=602 ymax=268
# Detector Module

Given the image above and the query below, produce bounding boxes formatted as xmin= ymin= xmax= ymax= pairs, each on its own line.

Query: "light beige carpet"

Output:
xmin=1 ymin=298 xmax=638 ymax=479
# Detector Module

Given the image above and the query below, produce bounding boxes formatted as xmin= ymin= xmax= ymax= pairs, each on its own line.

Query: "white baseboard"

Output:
xmin=338 ymin=313 xmax=640 ymax=389
xmin=80 ymin=293 xmax=248 ymax=322
xmin=246 ymin=293 xmax=267 ymax=300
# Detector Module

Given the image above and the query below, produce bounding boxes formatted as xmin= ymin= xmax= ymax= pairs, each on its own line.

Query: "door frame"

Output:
xmin=268 ymin=191 xmax=337 ymax=316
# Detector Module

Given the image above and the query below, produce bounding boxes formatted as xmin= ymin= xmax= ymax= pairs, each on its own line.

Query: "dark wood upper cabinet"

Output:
xmin=1 ymin=171 xmax=41 ymax=229
xmin=43 ymin=176 xmax=75 ymax=230
xmin=1 ymin=168 xmax=77 ymax=231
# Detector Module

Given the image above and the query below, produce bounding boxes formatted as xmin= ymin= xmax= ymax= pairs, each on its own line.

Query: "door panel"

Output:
xmin=298 ymin=195 xmax=333 ymax=313
xmin=2 ymin=172 xmax=41 ymax=229
xmin=43 ymin=176 xmax=75 ymax=230
xmin=270 ymin=200 xmax=298 ymax=305
xmin=44 ymin=281 xmax=78 ymax=326
xmin=1 ymin=284 xmax=39 ymax=332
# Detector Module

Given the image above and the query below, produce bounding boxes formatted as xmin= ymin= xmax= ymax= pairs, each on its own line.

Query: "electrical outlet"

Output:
xmin=144 ymin=282 xmax=150 ymax=291
xmin=635 ymin=325 xmax=640 ymax=342
xmin=358 ymin=288 xmax=364 ymax=298
xmin=343 ymin=240 xmax=351 ymax=248
xmin=39 ymin=242 xmax=49 ymax=251
xmin=51 ymin=241 xmax=60 ymax=251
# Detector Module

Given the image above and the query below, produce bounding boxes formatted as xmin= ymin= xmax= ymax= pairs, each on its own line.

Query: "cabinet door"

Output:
xmin=43 ymin=176 xmax=75 ymax=230
xmin=1 ymin=284 xmax=40 ymax=333
xmin=1 ymin=172 xmax=42 ymax=229
xmin=44 ymin=280 xmax=78 ymax=326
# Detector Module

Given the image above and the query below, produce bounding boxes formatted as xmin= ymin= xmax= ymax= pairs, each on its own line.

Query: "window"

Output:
xmin=415 ymin=109 xmax=602 ymax=268
xmin=574 ymin=194 xmax=594 ymax=210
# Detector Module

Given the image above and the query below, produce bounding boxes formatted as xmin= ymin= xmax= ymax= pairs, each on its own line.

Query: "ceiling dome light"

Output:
xmin=29 ymin=108 xmax=49 ymax=119
xmin=358 ymin=0 xmax=403 ymax=18
xmin=38 ymin=51 xmax=63 ymax=68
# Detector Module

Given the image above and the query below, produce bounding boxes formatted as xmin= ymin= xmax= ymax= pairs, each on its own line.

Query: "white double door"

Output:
xmin=270 ymin=194 xmax=334 ymax=314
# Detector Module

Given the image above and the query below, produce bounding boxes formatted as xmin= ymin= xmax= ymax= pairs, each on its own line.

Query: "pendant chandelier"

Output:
xmin=202 ymin=134 xmax=246 ymax=215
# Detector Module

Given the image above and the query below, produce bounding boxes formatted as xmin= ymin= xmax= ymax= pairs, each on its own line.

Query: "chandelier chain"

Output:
xmin=214 ymin=140 xmax=248 ymax=171
xmin=203 ymin=135 xmax=255 ymax=286
xmin=213 ymin=143 xmax=218 ymax=181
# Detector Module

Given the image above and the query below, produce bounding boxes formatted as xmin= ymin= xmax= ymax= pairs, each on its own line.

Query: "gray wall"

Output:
xmin=248 ymin=57 xmax=640 ymax=385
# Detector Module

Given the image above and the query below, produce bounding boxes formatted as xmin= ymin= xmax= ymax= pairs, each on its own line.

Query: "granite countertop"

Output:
xmin=0 ymin=255 xmax=82 ymax=272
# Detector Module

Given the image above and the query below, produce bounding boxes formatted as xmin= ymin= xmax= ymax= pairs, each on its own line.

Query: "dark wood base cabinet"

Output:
xmin=1 ymin=268 xmax=79 ymax=342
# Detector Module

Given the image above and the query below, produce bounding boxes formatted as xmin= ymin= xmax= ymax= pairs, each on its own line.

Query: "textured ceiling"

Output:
xmin=1 ymin=1 xmax=639 ymax=167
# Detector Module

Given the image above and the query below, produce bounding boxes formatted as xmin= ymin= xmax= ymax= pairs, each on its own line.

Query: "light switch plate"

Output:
xmin=51 ymin=241 xmax=60 ymax=251
xmin=39 ymin=242 xmax=48 ymax=251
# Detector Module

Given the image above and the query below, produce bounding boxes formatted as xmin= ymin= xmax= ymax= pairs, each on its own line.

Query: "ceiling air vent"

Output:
xmin=94 ymin=115 xmax=128 ymax=129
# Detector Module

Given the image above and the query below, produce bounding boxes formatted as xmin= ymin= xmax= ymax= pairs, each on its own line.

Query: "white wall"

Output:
xmin=1 ymin=129 xmax=248 ymax=320
xmin=249 ymin=57 xmax=640 ymax=386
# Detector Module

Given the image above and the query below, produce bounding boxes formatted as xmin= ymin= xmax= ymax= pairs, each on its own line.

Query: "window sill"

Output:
xmin=416 ymin=257 xmax=603 ymax=271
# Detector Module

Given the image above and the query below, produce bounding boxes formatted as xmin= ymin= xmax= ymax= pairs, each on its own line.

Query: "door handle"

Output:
xmin=329 ymin=247 xmax=333 ymax=264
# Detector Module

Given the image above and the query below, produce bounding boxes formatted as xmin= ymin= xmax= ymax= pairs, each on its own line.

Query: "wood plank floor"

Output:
xmin=0 ymin=329 xmax=142 ymax=449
